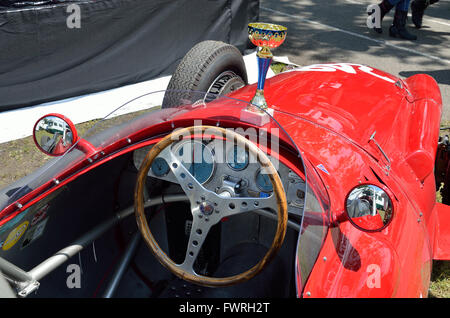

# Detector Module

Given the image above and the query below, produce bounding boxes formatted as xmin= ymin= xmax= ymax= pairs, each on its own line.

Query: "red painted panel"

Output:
xmin=432 ymin=203 xmax=450 ymax=260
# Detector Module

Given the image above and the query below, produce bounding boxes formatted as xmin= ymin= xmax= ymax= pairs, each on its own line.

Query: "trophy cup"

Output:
xmin=241 ymin=22 xmax=287 ymax=126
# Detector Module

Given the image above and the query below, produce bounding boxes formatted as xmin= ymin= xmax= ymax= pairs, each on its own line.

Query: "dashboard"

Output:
xmin=133 ymin=139 xmax=306 ymax=218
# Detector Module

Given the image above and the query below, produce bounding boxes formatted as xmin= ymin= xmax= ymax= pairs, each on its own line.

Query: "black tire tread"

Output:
xmin=162 ymin=41 xmax=247 ymax=108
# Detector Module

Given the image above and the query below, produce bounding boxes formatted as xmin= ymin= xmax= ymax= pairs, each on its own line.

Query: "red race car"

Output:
xmin=0 ymin=37 xmax=448 ymax=299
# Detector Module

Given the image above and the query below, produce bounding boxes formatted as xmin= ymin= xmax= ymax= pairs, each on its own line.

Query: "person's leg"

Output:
xmin=411 ymin=0 xmax=428 ymax=28
xmin=411 ymin=0 xmax=439 ymax=28
xmin=390 ymin=0 xmax=418 ymax=40
xmin=395 ymin=0 xmax=411 ymax=11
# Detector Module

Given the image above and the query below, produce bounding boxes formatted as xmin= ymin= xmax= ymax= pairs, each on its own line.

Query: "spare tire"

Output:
xmin=162 ymin=41 xmax=247 ymax=108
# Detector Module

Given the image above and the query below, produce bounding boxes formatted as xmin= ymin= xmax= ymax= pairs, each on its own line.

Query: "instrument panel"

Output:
xmin=133 ymin=139 xmax=305 ymax=217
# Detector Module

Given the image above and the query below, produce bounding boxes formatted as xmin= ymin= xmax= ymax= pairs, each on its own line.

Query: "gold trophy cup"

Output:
xmin=241 ymin=22 xmax=287 ymax=126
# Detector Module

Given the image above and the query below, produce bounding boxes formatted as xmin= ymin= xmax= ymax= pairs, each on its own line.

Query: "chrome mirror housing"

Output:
xmin=33 ymin=114 xmax=78 ymax=157
xmin=346 ymin=184 xmax=393 ymax=231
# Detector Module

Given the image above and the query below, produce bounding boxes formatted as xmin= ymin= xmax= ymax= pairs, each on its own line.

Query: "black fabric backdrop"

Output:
xmin=0 ymin=0 xmax=259 ymax=112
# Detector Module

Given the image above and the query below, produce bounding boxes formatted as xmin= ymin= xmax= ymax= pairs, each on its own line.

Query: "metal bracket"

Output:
xmin=17 ymin=280 xmax=40 ymax=298
xmin=369 ymin=132 xmax=391 ymax=175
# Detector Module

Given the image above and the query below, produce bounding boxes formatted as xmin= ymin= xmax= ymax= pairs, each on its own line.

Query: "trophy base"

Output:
xmin=240 ymin=107 xmax=274 ymax=126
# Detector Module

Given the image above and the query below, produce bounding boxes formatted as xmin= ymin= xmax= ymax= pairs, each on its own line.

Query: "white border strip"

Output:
xmin=0 ymin=76 xmax=171 ymax=144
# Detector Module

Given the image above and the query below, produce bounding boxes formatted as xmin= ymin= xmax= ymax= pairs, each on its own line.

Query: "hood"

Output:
xmin=233 ymin=63 xmax=409 ymax=153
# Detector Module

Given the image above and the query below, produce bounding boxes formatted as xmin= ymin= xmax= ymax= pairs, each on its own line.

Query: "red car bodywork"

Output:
xmin=245 ymin=63 xmax=448 ymax=298
xmin=1 ymin=63 xmax=449 ymax=298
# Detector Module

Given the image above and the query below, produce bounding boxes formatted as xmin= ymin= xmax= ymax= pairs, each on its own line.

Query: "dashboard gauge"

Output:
xmin=227 ymin=145 xmax=249 ymax=171
xmin=255 ymin=170 xmax=273 ymax=193
xmin=175 ymin=140 xmax=214 ymax=184
xmin=151 ymin=157 xmax=170 ymax=177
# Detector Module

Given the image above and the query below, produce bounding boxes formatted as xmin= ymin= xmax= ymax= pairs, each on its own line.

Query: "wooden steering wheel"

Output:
xmin=134 ymin=126 xmax=287 ymax=287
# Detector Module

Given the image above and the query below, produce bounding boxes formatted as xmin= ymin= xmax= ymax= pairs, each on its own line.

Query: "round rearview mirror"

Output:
xmin=33 ymin=114 xmax=78 ymax=156
xmin=345 ymin=184 xmax=393 ymax=232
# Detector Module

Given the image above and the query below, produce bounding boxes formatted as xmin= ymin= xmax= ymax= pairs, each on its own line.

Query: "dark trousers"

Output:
xmin=388 ymin=0 xmax=411 ymax=11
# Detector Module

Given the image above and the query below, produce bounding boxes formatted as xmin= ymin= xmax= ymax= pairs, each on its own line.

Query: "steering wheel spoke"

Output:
xmin=218 ymin=194 xmax=278 ymax=218
xmin=177 ymin=215 xmax=214 ymax=274
xmin=158 ymin=146 xmax=209 ymax=204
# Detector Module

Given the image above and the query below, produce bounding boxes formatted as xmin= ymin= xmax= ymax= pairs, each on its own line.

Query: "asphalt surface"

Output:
xmin=260 ymin=0 xmax=450 ymax=120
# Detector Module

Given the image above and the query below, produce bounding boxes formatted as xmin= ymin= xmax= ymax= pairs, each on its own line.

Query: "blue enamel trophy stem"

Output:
xmin=250 ymin=49 xmax=273 ymax=110
xmin=257 ymin=54 xmax=272 ymax=91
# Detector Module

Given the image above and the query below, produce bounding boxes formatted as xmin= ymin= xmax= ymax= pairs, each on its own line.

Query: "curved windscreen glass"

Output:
xmin=0 ymin=89 xmax=330 ymax=294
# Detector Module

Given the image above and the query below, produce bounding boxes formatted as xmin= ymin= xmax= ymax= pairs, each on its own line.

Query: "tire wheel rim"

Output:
xmin=204 ymin=71 xmax=246 ymax=103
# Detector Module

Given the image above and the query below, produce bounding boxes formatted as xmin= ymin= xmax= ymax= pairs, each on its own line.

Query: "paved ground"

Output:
xmin=260 ymin=0 xmax=450 ymax=120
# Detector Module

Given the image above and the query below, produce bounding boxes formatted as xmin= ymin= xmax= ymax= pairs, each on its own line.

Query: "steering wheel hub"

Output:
xmin=199 ymin=201 xmax=215 ymax=216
